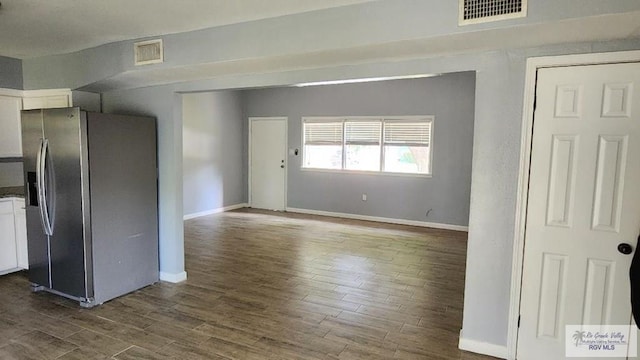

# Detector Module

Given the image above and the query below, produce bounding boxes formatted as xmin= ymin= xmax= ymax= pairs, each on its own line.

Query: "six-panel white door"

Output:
xmin=249 ymin=117 xmax=287 ymax=211
xmin=518 ymin=62 xmax=640 ymax=359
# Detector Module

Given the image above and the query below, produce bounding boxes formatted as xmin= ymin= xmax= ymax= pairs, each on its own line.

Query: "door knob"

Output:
xmin=280 ymin=165 xmax=285 ymax=168
xmin=618 ymin=243 xmax=633 ymax=255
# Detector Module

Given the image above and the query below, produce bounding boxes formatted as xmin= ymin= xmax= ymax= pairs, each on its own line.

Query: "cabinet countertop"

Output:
xmin=0 ymin=187 xmax=24 ymax=199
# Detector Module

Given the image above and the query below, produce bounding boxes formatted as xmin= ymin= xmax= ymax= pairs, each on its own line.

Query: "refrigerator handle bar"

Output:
xmin=45 ymin=139 xmax=55 ymax=235
xmin=37 ymin=138 xmax=53 ymax=236
xmin=36 ymin=138 xmax=47 ymax=234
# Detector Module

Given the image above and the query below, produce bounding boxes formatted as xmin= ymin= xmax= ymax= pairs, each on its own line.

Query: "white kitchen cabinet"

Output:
xmin=14 ymin=199 xmax=27 ymax=269
xmin=0 ymin=92 xmax=24 ymax=157
xmin=0 ymin=198 xmax=28 ymax=275
xmin=22 ymin=89 xmax=72 ymax=110
xmin=0 ymin=88 xmax=72 ymax=157
xmin=0 ymin=199 xmax=18 ymax=274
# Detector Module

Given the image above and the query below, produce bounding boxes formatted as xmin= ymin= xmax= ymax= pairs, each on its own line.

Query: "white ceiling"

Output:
xmin=0 ymin=0 xmax=375 ymax=59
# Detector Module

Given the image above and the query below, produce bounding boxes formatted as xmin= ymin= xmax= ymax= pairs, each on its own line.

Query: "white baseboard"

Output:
xmin=285 ymin=207 xmax=468 ymax=232
xmin=183 ymin=203 xmax=248 ymax=220
xmin=459 ymin=335 xmax=509 ymax=359
xmin=159 ymin=271 xmax=188 ymax=283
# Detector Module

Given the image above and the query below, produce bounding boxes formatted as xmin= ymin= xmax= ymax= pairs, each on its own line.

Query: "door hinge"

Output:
xmin=518 ymin=315 xmax=521 ymax=328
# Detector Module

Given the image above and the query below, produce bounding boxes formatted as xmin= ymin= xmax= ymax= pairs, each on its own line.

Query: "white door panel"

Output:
xmin=518 ymin=63 xmax=640 ymax=360
xmin=250 ymin=118 xmax=287 ymax=211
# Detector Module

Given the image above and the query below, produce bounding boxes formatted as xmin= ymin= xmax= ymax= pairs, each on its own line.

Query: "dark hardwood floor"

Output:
xmin=0 ymin=209 xmax=497 ymax=359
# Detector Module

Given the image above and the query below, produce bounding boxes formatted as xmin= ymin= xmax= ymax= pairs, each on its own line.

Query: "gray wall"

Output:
xmin=0 ymin=55 xmax=22 ymax=90
xmin=243 ymin=73 xmax=475 ymax=226
xmin=183 ymin=91 xmax=245 ymax=216
xmin=72 ymin=90 xmax=101 ymax=112
xmin=0 ymin=162 xmax=23 ymax=187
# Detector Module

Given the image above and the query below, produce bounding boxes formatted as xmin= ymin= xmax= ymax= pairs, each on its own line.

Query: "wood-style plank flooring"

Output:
xmin=0 ymin=209 xmax=497 ymax=359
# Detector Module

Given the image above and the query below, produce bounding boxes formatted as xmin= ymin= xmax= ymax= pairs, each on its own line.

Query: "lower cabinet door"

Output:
xmin=14 ymin=200 xmax=28 ymax=269
xmin=0 ymin=201 xmax=18 ymax=273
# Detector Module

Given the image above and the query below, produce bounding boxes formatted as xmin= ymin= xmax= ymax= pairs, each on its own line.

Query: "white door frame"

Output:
xmin=248 ymin=117 xmax=288 ymax=209
xmin=508 ymin=50 xmax=640 ymax=360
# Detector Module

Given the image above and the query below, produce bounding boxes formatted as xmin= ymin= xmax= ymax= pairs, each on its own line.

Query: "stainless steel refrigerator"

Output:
xmin=21 ymin=107 xmax=159 ymax=307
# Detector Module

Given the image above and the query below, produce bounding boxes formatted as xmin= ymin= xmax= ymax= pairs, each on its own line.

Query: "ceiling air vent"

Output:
xmin=459 ymin=0 xmax=527 ymax=25
xmin=134 ymin=39 xmax=163 ymax=66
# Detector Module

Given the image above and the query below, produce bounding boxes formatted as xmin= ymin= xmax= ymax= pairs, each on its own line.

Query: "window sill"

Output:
xmin=299 ymin=167 xmax=432 ymax=178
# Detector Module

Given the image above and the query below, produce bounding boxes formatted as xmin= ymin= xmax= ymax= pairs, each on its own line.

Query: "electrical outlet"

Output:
xmin=362 ymin=194 xmax=367 ymax=201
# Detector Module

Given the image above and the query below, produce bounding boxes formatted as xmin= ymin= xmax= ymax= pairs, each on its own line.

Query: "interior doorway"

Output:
xmin=510 ymin=51 xmax=640 ymax=359
xmin=248 ymin=117 xmax=287 ymax=211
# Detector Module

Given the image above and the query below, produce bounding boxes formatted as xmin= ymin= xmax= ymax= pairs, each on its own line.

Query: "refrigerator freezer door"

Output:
xmin=21 ymin=110 xmax=50 ymax=288
xmin=43 ymin=108 xmax=92 ymax=299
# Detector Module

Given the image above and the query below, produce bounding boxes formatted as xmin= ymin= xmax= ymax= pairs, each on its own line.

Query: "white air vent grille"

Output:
xmin=134 ymin=39 xmax=163 ymax=66
xmin=459 ymin=0 xmax=527 ymax=25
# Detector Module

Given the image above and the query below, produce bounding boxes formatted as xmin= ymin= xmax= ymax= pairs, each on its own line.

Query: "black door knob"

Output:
xmin=618 ymin=243 xmax=633 ymax=255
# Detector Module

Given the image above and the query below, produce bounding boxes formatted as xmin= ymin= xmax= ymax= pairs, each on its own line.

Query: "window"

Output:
xmin=303 ymin=121 xmax=343 ymax=169
xmin=302 ymin=116 xmax=433 ymax=175
xmin=383 ymin=121 xmax=431 ymax=174
xmin=345 ymin=121 xmax=381 ymax=171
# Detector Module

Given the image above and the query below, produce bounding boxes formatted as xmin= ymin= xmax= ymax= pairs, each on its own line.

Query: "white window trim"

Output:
xmin=301 ymin=116 xmax=434 ymax=177
xmin=299 ymin=167 xmax=433 ymax=179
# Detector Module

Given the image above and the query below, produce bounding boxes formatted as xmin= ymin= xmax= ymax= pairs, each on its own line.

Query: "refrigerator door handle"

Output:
xmin=36 ymin=138 xmax=46 ymax=234
xmin=37 ymin=138 xmax=53 ymax=236
xmin=44 ymin=138 xmax=56 ymax=235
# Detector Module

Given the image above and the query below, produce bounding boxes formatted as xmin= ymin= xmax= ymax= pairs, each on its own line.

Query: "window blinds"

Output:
xmin=384 ymin=122 xmax=431 ymax=146
xmin=305 ymin=120 xmax=432 ymax=146
xmin=304 ymin=122 xmax=343 ymax=145
xmin=345 ymin=121 xmax=381 ymax=145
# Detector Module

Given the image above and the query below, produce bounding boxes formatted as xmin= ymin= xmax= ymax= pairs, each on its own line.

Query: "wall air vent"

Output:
xmin=459 ymin=0 xmax=527 ymax=25
xmin=134 ymin=39 xmax=163 ymax=66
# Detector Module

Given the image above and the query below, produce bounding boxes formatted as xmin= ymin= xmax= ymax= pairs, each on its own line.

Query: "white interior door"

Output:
xmin=250 ymin=118 xmax=287 ymax=211
xmin=518 ymin=62 xmax=640 ymax=359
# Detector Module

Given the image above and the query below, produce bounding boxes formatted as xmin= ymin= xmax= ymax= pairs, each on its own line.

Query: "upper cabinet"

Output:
xmin=0 ymin=88 xmax=72 ymax=157
xmin=0 ymin=90 xmax=24 ymax=157
xmin=22 ymin=89 xmax=72 ymax=111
